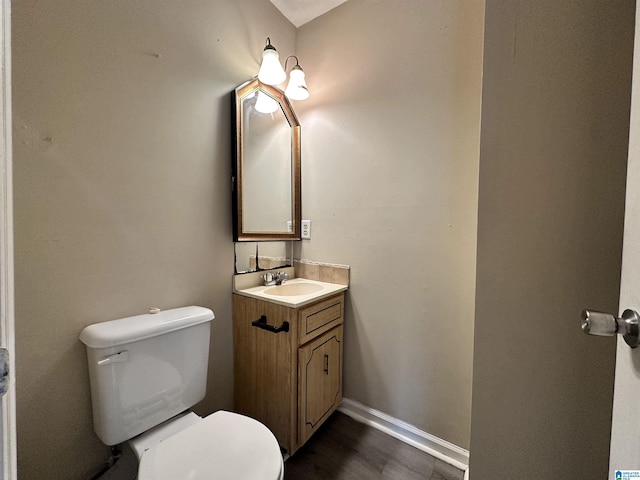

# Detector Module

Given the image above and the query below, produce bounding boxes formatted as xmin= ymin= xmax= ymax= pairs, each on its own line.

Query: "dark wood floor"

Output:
xmin=284 ymin=412 xmax=465 ymax=480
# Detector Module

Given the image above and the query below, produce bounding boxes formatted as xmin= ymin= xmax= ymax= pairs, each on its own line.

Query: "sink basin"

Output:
xmin=234 ymin=277 xmax=348 ymax=308
xmin=264 ymin=283 xmax=323 ymax=296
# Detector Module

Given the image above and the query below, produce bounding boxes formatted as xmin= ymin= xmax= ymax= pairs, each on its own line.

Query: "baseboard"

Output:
xmin=338 ymin=398 xmax=470 ymax=473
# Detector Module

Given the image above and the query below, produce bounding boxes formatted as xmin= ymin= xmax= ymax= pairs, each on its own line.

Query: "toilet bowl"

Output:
xmin=79 ymin=306 xmax=284 ymax=480
xmin=136 ymin=411 xmax=284 ymax=480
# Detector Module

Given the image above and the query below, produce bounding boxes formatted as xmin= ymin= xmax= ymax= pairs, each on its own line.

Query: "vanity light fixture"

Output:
xmin=258 ymin=38 xmax=287 ymax=86
xmin=284 ymin=56 xmax=310 ymax=101
xmin=257 ymin=38 xmax=310 ymax=100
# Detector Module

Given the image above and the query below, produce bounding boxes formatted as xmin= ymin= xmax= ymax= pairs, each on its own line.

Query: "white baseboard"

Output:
xmin=338 ymin=398 xmax=470 ymax=474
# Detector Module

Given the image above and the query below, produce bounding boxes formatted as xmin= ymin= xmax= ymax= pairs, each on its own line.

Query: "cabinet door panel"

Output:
xmin=298 ymin=327 xmax=343 ymax=444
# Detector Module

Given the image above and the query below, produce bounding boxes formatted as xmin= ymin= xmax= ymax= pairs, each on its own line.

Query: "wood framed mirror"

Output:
xmin=232 ymin=78 xmax=301 ymax=241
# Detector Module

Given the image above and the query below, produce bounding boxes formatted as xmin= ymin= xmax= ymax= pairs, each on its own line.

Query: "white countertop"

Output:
xmin=234 ymin=277 xmax=348 ymax=308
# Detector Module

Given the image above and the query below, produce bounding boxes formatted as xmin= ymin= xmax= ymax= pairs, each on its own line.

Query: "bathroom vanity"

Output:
xmin=232 ymin=279 xmax=346 ymax=455
xmin=231 ymin=76 xmax=349 ymax=454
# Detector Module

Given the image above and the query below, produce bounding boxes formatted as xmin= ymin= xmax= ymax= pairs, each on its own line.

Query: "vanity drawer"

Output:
xmin=298 ymin=294 xmax=344 ymax=345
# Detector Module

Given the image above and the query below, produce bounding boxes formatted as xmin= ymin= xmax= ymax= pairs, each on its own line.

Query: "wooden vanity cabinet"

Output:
xmin=232 ymin=292 xmax=344 ymax=455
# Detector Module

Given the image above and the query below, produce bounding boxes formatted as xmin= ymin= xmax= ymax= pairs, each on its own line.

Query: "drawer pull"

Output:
xmin=251 ymin=315 xmax=290 ymax=333
xmin=324 ymin=354 xmax=329 ymax=374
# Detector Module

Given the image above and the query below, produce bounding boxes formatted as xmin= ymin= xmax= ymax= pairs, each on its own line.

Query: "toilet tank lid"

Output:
xmin=79 ymin=306 xmax=214 ymax=349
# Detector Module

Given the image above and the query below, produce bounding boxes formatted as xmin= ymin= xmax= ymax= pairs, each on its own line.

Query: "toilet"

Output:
xmin=79 ymin=306 xmax=283 ymax=480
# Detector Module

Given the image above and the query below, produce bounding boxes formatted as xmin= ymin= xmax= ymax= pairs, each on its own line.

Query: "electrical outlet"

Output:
xmin=301 ymin=220 xmax=311 ymax=239
xmin=286 ymin=220 xmax=292 ymax=232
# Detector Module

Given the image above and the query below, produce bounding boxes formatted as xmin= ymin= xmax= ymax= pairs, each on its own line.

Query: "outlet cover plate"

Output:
xmin=301 ymin=220 xmax=311 ymax=239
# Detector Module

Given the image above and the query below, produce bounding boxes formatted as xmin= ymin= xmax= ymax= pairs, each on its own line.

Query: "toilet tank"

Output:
xmin=79 ymin=306 xmax=214 ymax=446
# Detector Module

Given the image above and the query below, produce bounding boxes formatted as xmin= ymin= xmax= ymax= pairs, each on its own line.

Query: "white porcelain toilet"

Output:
xmin=79 ymin=306 xmax=284 ymax=480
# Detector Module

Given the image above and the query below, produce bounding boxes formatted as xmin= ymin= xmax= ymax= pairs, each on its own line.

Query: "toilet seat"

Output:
xmin=137 ymin=411 xmax=284 ymax=480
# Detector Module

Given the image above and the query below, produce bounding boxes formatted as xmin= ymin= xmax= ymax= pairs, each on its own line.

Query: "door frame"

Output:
xmin=0 ymin=1 xmax=17 ymax=478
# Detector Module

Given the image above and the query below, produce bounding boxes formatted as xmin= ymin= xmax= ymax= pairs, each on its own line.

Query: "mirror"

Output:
xmin=232 ymin=78 xmax=301 ymax=241
xmin=234 ymin=241 xmax=292 ymax=274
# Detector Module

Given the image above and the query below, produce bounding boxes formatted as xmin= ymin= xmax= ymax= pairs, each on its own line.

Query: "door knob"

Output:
xmin=582 ymin=309 xmax=640 ymax=348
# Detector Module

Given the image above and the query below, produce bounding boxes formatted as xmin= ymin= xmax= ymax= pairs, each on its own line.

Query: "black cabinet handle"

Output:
xmin=251 ymin=315 xmax=290 ymax=333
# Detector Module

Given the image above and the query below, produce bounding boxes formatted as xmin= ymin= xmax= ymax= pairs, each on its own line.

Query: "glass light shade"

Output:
xmin=285 ymin=66 xmax=310 ymax=101
xmin=258 ymin=48 xmax=286 ymax=86
xmin=254 ymin=91 xmax=279 ymax=114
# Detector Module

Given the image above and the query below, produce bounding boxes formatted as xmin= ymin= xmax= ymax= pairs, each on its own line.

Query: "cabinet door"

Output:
xmin=298 ymin=326 xmax=343 ymax=445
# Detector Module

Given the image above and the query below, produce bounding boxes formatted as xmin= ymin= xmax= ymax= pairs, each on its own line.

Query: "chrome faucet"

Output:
xmin=263 ymin=271 xmax=288 ymax=286
xmin=275 ymin=271 xmax=288 ymax=285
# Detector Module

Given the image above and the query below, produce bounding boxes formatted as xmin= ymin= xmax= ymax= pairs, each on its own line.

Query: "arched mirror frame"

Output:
xmin=232 ymin=77 xmax=301 ymax=241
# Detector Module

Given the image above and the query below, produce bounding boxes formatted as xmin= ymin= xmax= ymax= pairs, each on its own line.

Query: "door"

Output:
xmin=609 ymin=3 xmax=640 ymax=476
xmin=469 ymin=1 xmax=634 ymax=478
xmin=0 ymin=2 xmax=16 ymax=479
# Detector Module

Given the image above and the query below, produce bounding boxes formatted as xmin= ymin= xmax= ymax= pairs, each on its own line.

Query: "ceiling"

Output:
xmin=269 ymin=0 xmax=349 ymax=27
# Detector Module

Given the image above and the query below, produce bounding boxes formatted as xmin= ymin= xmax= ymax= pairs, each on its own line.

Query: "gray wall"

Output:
xmin=12 ymin=1 xmax=295 ymax=478
xmin=470 ymin=1 xmax=634 ymax=478
xmin=295 ymin=0 xmax=484 ymax=449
